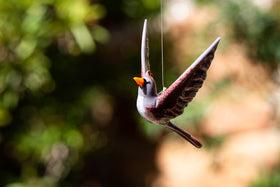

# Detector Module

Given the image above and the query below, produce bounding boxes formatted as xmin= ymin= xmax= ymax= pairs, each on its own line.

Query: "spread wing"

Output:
xmin=141 ymin=19 xmax=150 ymax=77
xmin=155 ymin=37 xmax=221 ymax=119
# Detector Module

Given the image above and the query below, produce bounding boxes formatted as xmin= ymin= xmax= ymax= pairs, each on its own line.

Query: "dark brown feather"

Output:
xmin=151 ymin=38 xmax=220 ymax=121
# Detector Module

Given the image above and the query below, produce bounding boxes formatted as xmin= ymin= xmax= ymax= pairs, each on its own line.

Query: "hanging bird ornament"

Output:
xmin=133 ymin=19 xmax=220 ymax=148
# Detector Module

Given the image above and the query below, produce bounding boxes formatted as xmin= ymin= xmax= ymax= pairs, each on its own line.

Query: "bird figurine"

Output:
xmin=133 ymin=19 xmax=220 ymax=148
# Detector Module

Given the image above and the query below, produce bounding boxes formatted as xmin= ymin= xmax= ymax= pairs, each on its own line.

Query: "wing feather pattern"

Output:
xmin=154 ymin=37 xmax=221 ymax=121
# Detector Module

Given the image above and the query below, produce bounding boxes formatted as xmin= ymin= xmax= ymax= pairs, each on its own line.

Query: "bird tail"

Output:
xmin=166 ymin=122 xmax=202 ymax=148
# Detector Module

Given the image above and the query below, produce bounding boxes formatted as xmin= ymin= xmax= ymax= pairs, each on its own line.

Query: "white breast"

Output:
xmin=137 ymin=95 xmax=146 ymax=117
xmin=136 ymin=95 xmax=158 ymax=124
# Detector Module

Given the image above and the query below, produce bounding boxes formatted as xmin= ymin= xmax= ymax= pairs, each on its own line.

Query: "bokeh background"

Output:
xmin=0 ymin=0 xmax=280 ymax=186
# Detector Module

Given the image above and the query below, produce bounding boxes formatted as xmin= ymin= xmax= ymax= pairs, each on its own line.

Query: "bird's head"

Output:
xmin=133 ymin=70 xmax=157 ymax=96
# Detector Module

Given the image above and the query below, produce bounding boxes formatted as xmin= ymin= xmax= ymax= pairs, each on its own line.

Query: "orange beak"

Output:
xmin=133 ymin=77 xmax=145 ymax=86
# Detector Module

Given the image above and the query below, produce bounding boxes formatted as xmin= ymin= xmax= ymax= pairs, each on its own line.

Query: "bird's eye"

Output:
xmin=145 ymin=79 xmax=152 ymax=86
xmin=143 ymin=78 xmax=147 ymax=85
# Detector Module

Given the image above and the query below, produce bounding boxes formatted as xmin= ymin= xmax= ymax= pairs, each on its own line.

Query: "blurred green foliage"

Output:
xmin=0 ymin=0 xmax=106 ymax=110
xmin=251 ymin=165 xmax=280 ymax=187
xmin=0 ymin=0 xmax=107 ymax=186
xmin=221 ymin=0 xmax=280 ymax=68
xmin=0 ymin=0 xmax=161 ymax=186
xmin=198 ymin=0 xmax=280 ymax=69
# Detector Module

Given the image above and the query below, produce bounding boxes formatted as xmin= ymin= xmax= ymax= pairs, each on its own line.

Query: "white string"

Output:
xmin=160 ymin=0 xmax=166 ymax=92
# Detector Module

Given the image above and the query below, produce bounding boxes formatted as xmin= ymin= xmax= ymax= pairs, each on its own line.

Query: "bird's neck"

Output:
xmin=138 ymin=86 xmax=157 ymax=98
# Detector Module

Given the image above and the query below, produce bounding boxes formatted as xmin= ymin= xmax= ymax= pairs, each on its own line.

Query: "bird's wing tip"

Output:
xmin=215 ymin=37 xmax=221 ymax=45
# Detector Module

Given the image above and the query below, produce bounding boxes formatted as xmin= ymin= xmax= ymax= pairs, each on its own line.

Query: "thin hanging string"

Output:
xmin=160 ymin=0 xmax=166 ymax=92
